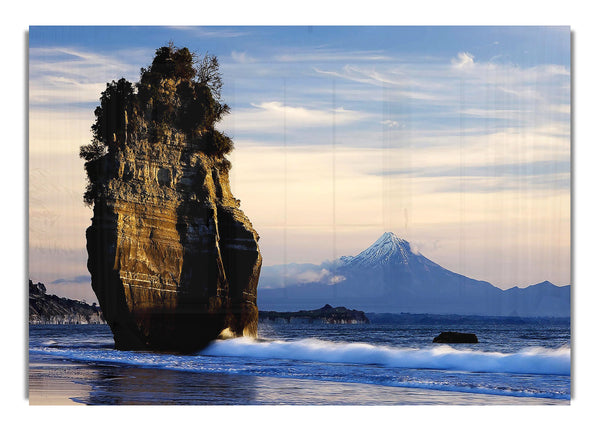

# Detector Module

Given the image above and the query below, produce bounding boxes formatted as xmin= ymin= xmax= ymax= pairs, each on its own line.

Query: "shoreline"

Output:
xmin=28 ymin=354 xmax=569 ymax=406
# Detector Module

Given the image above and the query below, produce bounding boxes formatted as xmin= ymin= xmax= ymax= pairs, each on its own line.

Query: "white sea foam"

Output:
xmin=29 ymin=336 xmax=570 ymax=399
xmin=41 ymin=340 xmax=58 ymax=346
xmin=202 ymin=337 xmax=571 ymax=376
xmin=31 ymin=336 xmax=570 ymax=376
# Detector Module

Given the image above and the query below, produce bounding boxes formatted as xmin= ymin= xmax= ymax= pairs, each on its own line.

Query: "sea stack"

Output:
xmin=81 ymin=45 xmax=261 ymax=352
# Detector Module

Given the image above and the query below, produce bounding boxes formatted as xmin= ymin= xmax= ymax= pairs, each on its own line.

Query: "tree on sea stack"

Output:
xmin=80 ymin=45 xmax=234 ymax=205
xmin=81 ymin=45 xmax=262 ymax=352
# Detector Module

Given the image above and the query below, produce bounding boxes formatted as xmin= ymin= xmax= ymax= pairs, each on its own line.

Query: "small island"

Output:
xmin=259 ymin=304 xmax=370 ymax=324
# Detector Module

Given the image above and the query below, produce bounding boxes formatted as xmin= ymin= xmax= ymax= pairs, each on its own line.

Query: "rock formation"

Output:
xmin=259 ymin=304 xmax=370 ymax=324
xmin=29 ymin=280 xmax=105 ymax=324
xmin=433 ymin=332 xmax=479 ymax=343
xmin=81 ymin=46 xmax=261 ymax=352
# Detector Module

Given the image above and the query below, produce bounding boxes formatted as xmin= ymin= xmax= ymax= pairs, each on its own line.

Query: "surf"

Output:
xmin=30 ymin=334 xmax=571 ymax=400
xmin=202 ymin=337 xmax=571 ymax=376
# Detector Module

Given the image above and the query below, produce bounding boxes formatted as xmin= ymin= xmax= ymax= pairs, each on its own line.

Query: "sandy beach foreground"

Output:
xmin=28 ymin=355 xmax=568 ymax=406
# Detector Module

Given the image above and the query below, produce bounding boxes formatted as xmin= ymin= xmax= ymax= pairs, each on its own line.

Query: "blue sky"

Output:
xmin=28 ymin=26 xmax=571 ymax=302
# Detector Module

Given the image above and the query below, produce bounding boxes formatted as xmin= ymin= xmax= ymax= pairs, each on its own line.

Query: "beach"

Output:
xmin=29 ymin=354 xmax=568 ymax=406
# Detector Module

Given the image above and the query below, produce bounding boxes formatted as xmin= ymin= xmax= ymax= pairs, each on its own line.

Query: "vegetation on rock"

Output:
xmin=80 ymin=44 xmax=232 ymax=206
xmin=82 ymin=44 xmax=261 ymax=351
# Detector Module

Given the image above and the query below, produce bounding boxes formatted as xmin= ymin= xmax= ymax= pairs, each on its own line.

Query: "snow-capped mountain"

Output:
xmin=340 ymin=232 xmax=414 ymax=268
xmin=335 ymin=232 xmax=450 ymax=278
xmin=258 ymin=233 xmax=570 ymax=317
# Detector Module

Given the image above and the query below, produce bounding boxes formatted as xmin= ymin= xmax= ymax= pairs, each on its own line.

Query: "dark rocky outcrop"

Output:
xmin=82 ymin=46 xmax=261 ymax=352
xmin=29 ymin=280 xmax=105 ymax=324
xmin=259 ymin=304 xmax=369 ymax=324
xmin=433 ymin=332 xmax=478 ymax=343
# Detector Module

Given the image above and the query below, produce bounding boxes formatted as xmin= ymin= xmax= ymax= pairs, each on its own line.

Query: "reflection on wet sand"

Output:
xmin=29 ymin=355 xmax=568 ymax=405
xmin=29 ymin=361 xmax=95 ymax=405
xmin=80 ymin=366 xmax=259 ymax=405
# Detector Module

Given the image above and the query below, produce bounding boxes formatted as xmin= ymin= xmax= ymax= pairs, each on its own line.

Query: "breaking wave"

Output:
xmin=203 ymin=337 xmax=571 ymax=376
xmin=30 ymin=335 xmax=570 ymax=400
xmin=32 ymin=336 xmax=571 ymax=377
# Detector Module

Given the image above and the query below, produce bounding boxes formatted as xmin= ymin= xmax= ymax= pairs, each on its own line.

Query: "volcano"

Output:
xmin=258 ymin=232 xmax=569 ymax=317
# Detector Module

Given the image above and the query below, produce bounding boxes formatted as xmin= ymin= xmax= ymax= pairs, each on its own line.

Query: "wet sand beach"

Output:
xmin=28 ymin=354 xmax=569 ymax=406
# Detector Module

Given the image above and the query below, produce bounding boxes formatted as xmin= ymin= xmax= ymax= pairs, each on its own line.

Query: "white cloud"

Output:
xmin=221 ymin=101 xmax=370 ymax=133
xmin=452 ymin=52 xmax=475 ymax=69
xmin=381 ymin=120 xmax=399 ymax=128
xmin=231 ymin=50 xmax=256 ymax=63
xmin=314 ymin=66 xmax=437 ymax=101
xmin=296 ymin=269 xmax=326 ymax=283
xmin=30 ymin=79 xmax=106 ymax=105
xmin=459 ymin=108 xmax=528 ymax=120
xmin=328 ymin=275 xmax=346 ymax=285
xmin=312 ymin=52 xmax=569 ymax=114
xmin=30 ymin=47 xmax=137 ymax=80
xmin=284 ymin=268 xmax=346 ymax=285
xmin=275 ymin=49 xmax=392 ymax=63
xmin=394 ymin=126 xmax=569 ymax=173
xmin=168 ymin=26 xmax=250 ymax=38
xmin=29 ymin=46 xmax=147 ymax=106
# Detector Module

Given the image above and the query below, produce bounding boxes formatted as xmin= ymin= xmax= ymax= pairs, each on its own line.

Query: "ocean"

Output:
xmin=28 ymin=318 xmax=570 ymax=405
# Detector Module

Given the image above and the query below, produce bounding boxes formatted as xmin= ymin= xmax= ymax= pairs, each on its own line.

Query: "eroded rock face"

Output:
xmin=87 ymin=132 xmax=261 ymax=351
xmin=84 ymin=48 xmax=261 ymax=352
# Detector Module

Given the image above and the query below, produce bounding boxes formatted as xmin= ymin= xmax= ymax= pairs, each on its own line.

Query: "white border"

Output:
xmin=5 ymin=1 xmax=598 ymax=429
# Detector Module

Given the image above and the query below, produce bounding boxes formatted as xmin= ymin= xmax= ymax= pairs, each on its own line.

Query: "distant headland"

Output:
xmin=259 ymin=304 xmax=369 ymax=324
xmin=29 ymin=280 xmax=105 ymax=324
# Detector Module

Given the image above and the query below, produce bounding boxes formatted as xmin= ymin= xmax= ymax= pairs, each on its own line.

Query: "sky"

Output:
xmin=28 ymin=26 xmax=571 ymax=303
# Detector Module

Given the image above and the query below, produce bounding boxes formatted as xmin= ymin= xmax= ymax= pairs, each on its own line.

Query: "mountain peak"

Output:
xmin=525 ymin=280 xmax=559 ymax=289
xmin=343 ymin=232 xmax=413 ymax=268
xmin=377 ymin=231 xmax=407 ymax=244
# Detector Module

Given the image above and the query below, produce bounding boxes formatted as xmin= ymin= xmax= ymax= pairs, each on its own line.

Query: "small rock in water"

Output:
xmin=433 ymin=332 xmax=478 ymax=343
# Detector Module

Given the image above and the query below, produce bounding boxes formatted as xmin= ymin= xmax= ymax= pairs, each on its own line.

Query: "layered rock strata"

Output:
xmin=86 ymin=133 xmax=261 ymax=351
xmin=84 ymin=48 xmax=261 ymax=352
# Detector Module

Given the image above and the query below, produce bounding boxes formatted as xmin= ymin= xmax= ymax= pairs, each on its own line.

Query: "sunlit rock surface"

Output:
xmin=86 ymin=132 xmax=261 ymax=351
xmin=84 ymin=50 xmax=261 ymax=351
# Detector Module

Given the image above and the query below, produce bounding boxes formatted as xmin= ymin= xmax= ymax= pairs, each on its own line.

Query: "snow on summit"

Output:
xmin=258 ymin=231 xmax=570 ymax=316
xmin=343 ymin=232 xmax=414 ymax=268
